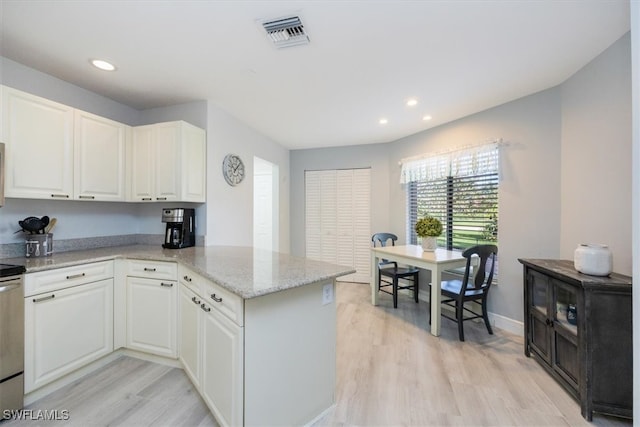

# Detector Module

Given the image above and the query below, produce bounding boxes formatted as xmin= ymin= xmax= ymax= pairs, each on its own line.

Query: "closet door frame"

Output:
xmin=304 ymin=168 xmax=371 ymax=283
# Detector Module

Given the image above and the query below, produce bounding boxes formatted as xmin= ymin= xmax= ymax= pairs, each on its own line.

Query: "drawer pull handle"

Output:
xmin=191 ymin=296 xmax=201 ymax=305
xmin=183 ymin=275 xmax=192 ymax=282
xmin=142 ymin=198 xmax=152 ymax=201
xmin=66 ymin=273 xmax=86 ymax=280
xmin=144 ymin=268 xmax=157 ymax=272
xmin=51 ymin=194 xmax=69 ymax=199
xmin=160 ymin=282 xmax=173 ymax=287
xmin=211 ymin=294 xmax=222 ymax=303
xmin=156 ymin=197 xmax=167 ymax=201
xmin=200 ymin=303 xmax=211 ymax=313
xmin=79 ymin=195 xmax=95 ymax=199
xmin=33 ymin=294 xmax=55 ymax=303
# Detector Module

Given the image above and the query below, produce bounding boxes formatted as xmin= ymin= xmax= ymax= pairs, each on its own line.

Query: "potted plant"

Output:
xmin=415 ymin=215 xmax=442 ymax=251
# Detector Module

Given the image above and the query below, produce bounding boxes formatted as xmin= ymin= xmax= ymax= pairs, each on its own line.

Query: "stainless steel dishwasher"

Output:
xmin=0 ymin=263 xmax=26 ymax=412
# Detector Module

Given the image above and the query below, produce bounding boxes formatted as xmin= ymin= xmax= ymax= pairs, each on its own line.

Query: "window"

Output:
xmin=407 ymin=173 xmax=498 ymax=249
xmin=402 ymin=143 xmax=499 ymax=251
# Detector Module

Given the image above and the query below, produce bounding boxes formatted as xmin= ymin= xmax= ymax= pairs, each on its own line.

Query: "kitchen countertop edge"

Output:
xmin=2 ymin=245 xmax=356 ymax=299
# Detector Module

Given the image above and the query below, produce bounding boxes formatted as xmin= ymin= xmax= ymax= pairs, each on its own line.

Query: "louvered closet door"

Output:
xmin=351 ymin=169 xmax=371 ymax=283
xmin=305 ymin=168 xmax=370 ymax=283
xmin=320 ymin=171 xmax=338 ymax=265
xmin=304 ymin=171 xmax=322 ymax=261
xmin=336 ymin=170 xmax=355 ymax=279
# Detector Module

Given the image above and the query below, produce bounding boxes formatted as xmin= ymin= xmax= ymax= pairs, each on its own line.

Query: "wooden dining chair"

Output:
xmin=430 ymin=244 xmax=498 ymax=341
xmin=371 ymin=233 xmax=420 ymax=308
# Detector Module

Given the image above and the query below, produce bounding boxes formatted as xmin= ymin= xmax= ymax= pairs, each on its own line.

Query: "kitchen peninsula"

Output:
xmin=6 ymin=245 xmax=354 ymax=427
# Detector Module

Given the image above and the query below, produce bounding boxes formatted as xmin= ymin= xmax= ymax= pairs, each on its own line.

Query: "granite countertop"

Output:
xmin=2 ymin=245 xmax=356 ymax=299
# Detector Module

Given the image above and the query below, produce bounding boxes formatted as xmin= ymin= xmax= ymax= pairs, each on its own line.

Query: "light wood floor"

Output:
xmin=316 ymin=282 xmax=632 ymax=427
xmin=5 ymin=281 xmax=633 ymax=426
xmin=3 ymin=357 xmax=217 ymax=427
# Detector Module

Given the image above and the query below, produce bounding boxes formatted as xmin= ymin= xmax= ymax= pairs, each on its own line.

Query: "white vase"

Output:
xmin=574 ymin=243 xmax=612 ymax=276
xmin=421 ymin=236 xmax=437 ymax=251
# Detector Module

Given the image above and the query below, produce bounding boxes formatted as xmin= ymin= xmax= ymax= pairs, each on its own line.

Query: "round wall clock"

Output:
xmin=222 ymin=154 xmax=245 ymax=186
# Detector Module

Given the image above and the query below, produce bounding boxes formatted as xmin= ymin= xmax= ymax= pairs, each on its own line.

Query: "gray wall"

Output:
xmin=206 ymin=103 xmax=291 ymax=252
xmin=388 ymin=89 xmax=563 ymax=324
xmin=290 ymin=32 xmax=631 ymax=325
xmin=560 ymin=33 xmax=632 ymax=273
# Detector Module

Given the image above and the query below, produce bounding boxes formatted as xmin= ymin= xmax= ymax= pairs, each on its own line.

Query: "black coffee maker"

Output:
xmin=161 ymin=208 xmax=195 ymax=249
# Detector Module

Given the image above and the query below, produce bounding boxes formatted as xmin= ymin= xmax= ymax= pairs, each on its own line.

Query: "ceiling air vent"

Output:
xmin=262 ymin=16 xmax=309 ymax=48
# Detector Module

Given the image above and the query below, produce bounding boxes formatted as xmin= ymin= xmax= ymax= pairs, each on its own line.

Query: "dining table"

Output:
xmin=370 ymin=245 xmax=467 ymax=336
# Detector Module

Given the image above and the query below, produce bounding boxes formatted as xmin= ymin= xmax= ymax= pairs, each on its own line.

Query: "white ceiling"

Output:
xmin=0 ymin=1 xmax=630 ymax=150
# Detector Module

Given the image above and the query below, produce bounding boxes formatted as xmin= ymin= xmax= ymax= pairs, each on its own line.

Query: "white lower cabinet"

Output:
xmin=126 ymin=275 xmax=177 ymax=358
xmin=201 ymin=299 xmax=244 ymax=427
xmin=179 ymin=284 xmax=201 ymax=387
xmin=22 ymin=257 xmax=334 ymax=427
xmin=24 ymin=277 xmax=113 ymax=393
xmin=179 ymin=266 xmax=244 ymax=427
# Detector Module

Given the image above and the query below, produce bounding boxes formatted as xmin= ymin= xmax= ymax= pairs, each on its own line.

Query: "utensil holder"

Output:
xmin=25 ymin=233 xmax=53 ymax=258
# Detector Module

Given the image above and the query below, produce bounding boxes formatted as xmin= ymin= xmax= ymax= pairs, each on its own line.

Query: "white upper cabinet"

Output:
xmin=1 ymin=85 xmax=206 ymax=204
xmin=1 ymin=85 xmax=74 ymax=200
xmin=130 ymin=124 xmax=155 ymax=201
xmin=131 ymin=121 xmax=206 ymax=203
xmin=74 ymin=110 xmax=128 ymax=201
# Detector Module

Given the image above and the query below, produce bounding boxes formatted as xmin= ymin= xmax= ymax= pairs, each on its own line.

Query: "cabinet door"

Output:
xmin=2 ymin=86 xmax=74 ymax=200
xmin=126 ymin=276 xmax=177 ymax=358
xmin=24 ymin=279 xmax=114 ymax=393
xmin=179 ymin=284 xmax=201 ymax=388
xmin=551 ymin=279 xmax=579 ymax=389
xmin=74 ymin=110 xmax=128 ymax=201
xmin=154 ymin=122 xmax=180 ymax=202
xmin=180 ymin=122 xmax=206 ymax=203
xmin=201 ymin=302 xmax=243 ymax=427
xmin=131 ymin=125 xmax=155 ymax=201
xmin=527 ymin=269 xmax=551 ymax=363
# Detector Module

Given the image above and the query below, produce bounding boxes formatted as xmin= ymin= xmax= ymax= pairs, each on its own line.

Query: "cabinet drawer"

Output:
xmin=25 ymin=261 xmax=114 ymax=297
xmin=202 ymin=280 xmax=243 ymax=327
xmin=126 ymin=259 xmax=177 ymax=280
xmin=178 ymin=265 xmax=202 ymax=295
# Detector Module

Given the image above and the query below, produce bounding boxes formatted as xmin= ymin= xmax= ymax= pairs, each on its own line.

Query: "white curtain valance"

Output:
xmin=399 ymin=141 xmax=500 ymax=184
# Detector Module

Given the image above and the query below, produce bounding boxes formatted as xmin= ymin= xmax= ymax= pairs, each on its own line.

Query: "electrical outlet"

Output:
xmin=322 ymin=283 xmax=333 ymax=305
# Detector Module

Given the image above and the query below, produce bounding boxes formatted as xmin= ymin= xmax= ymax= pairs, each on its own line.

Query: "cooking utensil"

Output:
xmin=44 ymin=218 xmax=57 ymax=234
xmin=16 ymin=216 xmax=49 ymax=234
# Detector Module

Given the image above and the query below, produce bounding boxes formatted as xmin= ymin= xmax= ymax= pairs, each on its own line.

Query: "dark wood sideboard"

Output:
xmin=518 ymin=259 xmax=632 ymax=421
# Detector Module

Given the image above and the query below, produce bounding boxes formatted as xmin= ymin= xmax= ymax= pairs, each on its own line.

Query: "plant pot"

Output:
xmin=421 ymin=236 xmax=437 ymax=252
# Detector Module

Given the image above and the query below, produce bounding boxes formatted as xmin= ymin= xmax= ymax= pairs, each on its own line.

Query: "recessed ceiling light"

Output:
xmin=407 ymin=99 xmax=418 ymax=107
xmin=90 ymin=59 xmax=116 ymax=71
xmin=379 ymin=118 xmax=388 ymax=125
xmin=422 ymin=115 xmax=432 ymax=121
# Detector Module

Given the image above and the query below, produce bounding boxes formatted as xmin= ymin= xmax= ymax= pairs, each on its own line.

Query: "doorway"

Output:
xmin=253 ymin=157 xmax=279 ymax=251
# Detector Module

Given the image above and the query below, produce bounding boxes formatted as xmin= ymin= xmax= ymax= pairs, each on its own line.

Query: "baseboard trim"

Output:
xmin=119 ymin=348 xmax=181 ymax=368
xmin=305 ymin=403 xmax=336 ymax=426
xmin=488 ymin=312 xmax=524 ymax=336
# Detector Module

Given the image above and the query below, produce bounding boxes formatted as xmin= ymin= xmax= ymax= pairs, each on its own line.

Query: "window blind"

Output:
xmin=406 ymin=144 xmax=499 ymax=250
